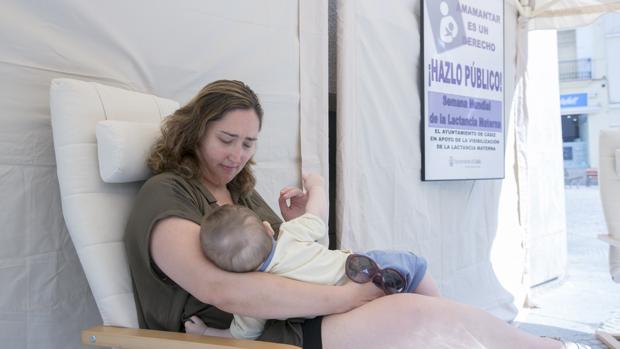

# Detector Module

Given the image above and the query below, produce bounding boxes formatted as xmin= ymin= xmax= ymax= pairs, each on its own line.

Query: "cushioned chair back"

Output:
xmin=599 ymin=128 xmax=620 ymax=282
xmin=50 ymin=78 xmax=179 ymax=326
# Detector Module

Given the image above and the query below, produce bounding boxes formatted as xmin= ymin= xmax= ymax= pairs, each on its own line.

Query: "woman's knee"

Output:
xmin=321 ymin=294 xmax=441 ymax=348
xmin=379 ymin=293 xmax=444 ymax=318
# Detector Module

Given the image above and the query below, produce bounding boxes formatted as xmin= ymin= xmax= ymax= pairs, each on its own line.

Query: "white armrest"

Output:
xmin=599 ymin=129 xmax=620 ymax=283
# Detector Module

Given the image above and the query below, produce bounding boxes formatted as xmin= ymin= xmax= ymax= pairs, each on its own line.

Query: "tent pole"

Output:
xmin=513 ymin=0 xmax=532 ymax=17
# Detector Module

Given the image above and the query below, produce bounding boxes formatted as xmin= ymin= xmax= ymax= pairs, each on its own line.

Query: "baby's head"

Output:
xmin=200 ymin=205 xmax=274 ymax=272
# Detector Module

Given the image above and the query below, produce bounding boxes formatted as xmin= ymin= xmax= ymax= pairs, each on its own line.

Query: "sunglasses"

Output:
xmin=345 ymin=254 xmax=406 ymax=295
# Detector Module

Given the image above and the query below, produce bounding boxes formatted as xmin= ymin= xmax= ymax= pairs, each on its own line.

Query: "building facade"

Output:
xmin=558 ymin=14 xmax=620 ymax=183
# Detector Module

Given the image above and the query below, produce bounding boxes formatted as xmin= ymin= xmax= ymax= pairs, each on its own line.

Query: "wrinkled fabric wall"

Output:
xmin=0 ymin=1 xmax=327 ymax=348
xmin=518 ymin=27 xmax=568 ymax=287
xmin=335 ymin=0 xmax=566 ymax=320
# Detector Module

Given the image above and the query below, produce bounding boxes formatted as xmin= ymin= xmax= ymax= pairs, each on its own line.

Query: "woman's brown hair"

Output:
xmin=147 ymin=80 xmax=263 ymax=197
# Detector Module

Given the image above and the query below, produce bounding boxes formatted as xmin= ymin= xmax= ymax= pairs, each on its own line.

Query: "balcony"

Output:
xmin=558 ymin=58 xmax=592 ymax=81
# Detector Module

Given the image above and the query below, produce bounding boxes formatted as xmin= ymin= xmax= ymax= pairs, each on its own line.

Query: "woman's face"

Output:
xmin=197 ymin=109 xmax=260 ymax=187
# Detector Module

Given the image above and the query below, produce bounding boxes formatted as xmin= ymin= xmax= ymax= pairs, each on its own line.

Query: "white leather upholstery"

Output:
xmin=96 ymin=120 xmax=162 ymax=183
xmin=616 ymin=149 xmax=620 ymax=176
xmin=599 ymin=128 xmax=620 ymax=282
xmin=50 ymin=78 xmax=180 ymax=326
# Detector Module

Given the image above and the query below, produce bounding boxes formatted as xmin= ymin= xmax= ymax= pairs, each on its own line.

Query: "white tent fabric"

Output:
xmin=515 ymin=24 xmax=568 ymax=287
xmin=513 ymin=0 xmax=620 ymax=284
xmin=336 ymin=0 xmax=526 ymax=319
xmin=0 ymin=1 xmax=327 ymax=348
xmin=335 ymin=0 xmax=569 ymax=319
xmin=516 ymin=0 xmax=620 ymax=30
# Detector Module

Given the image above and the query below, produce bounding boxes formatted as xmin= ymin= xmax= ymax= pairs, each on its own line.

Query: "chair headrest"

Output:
xmin=96 ymin=120 xmax=162 ymax=183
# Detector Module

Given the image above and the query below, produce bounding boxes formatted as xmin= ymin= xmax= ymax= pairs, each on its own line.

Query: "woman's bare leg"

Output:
xmin=322 ymin=293 xmax=562 ymax=349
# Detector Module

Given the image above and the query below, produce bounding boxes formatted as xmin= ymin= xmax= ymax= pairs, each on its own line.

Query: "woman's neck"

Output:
xmin=201 ymin=177 xmax=233 ymax=205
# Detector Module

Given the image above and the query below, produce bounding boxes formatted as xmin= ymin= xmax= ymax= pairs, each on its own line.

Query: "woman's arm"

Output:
xmin=150 ymin=216 xmax=381 ymax=319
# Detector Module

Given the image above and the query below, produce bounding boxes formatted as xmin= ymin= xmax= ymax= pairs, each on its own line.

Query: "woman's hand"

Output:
xmin=278 ymin=186 xmax=308 ymax=221
xmin=342 ymin=280 xmax=384 ymax=308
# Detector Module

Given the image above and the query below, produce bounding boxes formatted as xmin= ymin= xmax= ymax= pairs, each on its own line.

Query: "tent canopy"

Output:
xmin=516 ymin=0 xmax=620 ymax=29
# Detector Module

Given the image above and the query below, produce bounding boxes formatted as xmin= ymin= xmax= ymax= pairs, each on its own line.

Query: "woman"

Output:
xmin=124 ymin=80 xmax=569 ymax=348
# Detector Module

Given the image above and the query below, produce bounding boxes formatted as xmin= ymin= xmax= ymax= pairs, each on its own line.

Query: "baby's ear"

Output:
xmin=262 ymin=221 xmax=275 ymax=237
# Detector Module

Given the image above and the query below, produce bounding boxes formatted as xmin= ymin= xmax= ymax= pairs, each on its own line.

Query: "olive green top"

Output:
xmin=124 ymin=172 xmax=303 ymax=345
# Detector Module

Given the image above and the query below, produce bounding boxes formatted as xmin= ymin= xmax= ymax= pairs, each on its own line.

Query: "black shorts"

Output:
xmin=302 ymin=316 xmax=323 ymax=349
xmin=259 ymin=316 xmax=323 ymax=348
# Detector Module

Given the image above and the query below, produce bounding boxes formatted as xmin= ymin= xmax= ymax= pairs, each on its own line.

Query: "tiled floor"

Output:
xmin=515 ymin=186 xmax=620 ymax=348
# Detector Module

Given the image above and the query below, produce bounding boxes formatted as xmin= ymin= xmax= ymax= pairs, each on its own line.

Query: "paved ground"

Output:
xmin=515 ymin=186 xmax=620 ymax=348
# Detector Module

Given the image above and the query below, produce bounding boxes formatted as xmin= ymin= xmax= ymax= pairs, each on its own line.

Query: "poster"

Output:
xmin=422 ymin=0 xmax=505 ymax=180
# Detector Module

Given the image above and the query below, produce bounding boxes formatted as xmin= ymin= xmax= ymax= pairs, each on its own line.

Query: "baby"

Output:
xmin=185 ymin=174 xmax=439 ymax=340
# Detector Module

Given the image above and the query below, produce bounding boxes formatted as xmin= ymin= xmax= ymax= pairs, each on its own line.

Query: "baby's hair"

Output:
xmin=200 ymin=205 xmax=273 ymax=272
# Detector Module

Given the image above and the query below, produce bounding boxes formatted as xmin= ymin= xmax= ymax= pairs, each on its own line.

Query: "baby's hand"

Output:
xmin=185 ymin=315 xmax=234 ymax=338
xmin=279 ymin=186 xmax=308 ymax=221
xmin=184 ymin=315 xmax=208 ymax=335
xmin=302 ymin=173 xmax=324 ymax=190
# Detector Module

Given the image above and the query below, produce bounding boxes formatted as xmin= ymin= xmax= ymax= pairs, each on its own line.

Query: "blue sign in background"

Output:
xmin=560 ymin=93 xmax=587 ymax=109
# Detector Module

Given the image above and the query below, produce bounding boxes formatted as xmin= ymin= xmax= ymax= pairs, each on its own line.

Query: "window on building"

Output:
xmin=557 ymin=30 xmax=576 ymax=61
xmin=561 ymin=114 xmax=581 ymax=142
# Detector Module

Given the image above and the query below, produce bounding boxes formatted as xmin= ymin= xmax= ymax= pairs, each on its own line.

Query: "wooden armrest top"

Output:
xmin=82 ymin=325 xmax=301 ymax=349
xmin=599 ymin=234 xmax=620 ymax=248
xmin=596 ymin=330 xmax=620 ymax=349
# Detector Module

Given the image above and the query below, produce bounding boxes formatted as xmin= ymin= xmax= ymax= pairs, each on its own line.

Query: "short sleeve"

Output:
xmin=124 ymin=173 xmax=219 ymax=329
xmin=126 ymin=174 xmax=206 ymax=271
xmin=134 ymin=173 xmax=210 ymax=226
xmin=279 ymin=213 xmax=327 ymax=243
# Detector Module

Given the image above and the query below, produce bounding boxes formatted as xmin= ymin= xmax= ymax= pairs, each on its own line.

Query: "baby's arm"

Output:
xmin=302 ymin=173 xmax=327 ymax=222
xmin=184 ymin=314 xmax=266 ymax=340
xmin=185 ymin=316 xmax=233 ymax=338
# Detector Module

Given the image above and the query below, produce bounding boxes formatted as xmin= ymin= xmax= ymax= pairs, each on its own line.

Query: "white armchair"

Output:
xmin=598 ymin=128 xmax=620 ymax=284
xmin=50 ymin=78 xmax=297 ymax=349
xmin=595 ymin=128 xmax=620 ymax=349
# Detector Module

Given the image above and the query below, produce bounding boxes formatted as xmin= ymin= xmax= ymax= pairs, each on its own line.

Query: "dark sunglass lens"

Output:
xmin=346 ymin=255 xmax=376 ymax=283
xmin=382 ymin=269 xmax=406 ymax=294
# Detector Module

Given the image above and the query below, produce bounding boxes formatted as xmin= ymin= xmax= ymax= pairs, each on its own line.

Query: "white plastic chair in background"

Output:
xmin=50 ymin=78 xmax=297 ymax=349
xmin=596 ymin=128 xmax=620 ymax=349
xmin=597 ymin=128 xmax=620 ymax=282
